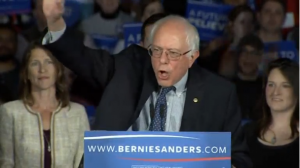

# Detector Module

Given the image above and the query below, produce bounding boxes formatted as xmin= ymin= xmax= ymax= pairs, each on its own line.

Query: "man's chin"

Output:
xmin=157 ymin=80 xmax=173 ymax=87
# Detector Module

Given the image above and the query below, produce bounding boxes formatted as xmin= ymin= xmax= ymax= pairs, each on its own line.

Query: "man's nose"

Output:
xmin=159 ymin=51 xmax=169 ymax=64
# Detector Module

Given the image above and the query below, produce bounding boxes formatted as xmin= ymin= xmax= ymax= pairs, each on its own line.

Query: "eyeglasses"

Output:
xmin=148 ymin=45 xmax=191 ymax=60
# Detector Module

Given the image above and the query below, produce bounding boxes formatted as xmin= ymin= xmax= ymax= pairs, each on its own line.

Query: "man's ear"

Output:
xmin=189 ymin=50 xmax=200 ymax=68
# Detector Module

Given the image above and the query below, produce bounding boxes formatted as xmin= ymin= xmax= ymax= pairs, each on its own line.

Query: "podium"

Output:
xmin=84 ymin=131 xmax=231 ymax=168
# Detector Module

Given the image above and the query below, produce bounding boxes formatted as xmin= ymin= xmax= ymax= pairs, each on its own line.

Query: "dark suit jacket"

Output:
xmin=45 ymin=28 xmax=252 ymax=168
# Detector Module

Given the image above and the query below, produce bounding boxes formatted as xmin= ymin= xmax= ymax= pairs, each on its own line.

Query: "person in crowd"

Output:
xmin=0 ymin=44 xmax=90 ymax=168
xmin=79 ymin=0 xmax=134 ymax=38
xmin=0 ymin=25 xmax=20 ymax=100
xmin=233 ymin=34 xmax=264 ymax=120
xmin=218 ymin=5 xmax=256 ymax=78
xmin=244 ymin=58 xmax=299 ymax=168
xmin=0 ymin=16 xmax=29 ymax=62
xmin=257 ymin=0 xmax=286 ymax=43
xmin=42 ymin=1 xmax=252 ymax=167
xmin=22 ymin=0 xmax=47 ymax=42
xmin=140 ymin=13 xmax=167 ymax=48
xmin=198 ymin=5 xmax=255 ymax=78
xmin=256 ymin=0 xmax=287 ymax=73
xmin=140 ymin=0 xmax=164 ymax=22
xmin=113 ymin=12 xmax=167 ymax=54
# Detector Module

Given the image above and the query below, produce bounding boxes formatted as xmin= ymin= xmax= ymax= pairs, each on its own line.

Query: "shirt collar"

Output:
xmin=173 ymin=71 xmax=188 ymax=93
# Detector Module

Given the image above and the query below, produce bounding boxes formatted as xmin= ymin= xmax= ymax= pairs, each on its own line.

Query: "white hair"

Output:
xmin=148 ymin=15 xmax=200 ymax=57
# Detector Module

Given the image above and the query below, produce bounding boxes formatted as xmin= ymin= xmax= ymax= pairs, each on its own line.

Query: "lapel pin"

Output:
xmin=193 ymin=98 xmax=198 ymax=103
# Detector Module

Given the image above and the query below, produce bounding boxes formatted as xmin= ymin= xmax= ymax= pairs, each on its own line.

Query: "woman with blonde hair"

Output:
xmin=0 ymin=43 xmax=90 ymax=168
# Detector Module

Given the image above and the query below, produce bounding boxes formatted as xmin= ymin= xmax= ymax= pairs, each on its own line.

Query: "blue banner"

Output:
xmin=84 ymin=131 xmax=231 ymax=168
xmin=259 ymin=41 xmax=299 ymax=73
xmin=92 ymin=34 xmax=118 ymax=53
xmin=264 ymin=41 xmax=299 ymax=63
xmin=63 ymin=0 xmax=81 ymax=27
xmin=123 ymin=23 xmax=142 ymax=47
xmin=0 ymin=0 xmax=31 ymax=14
xmin=186 ymin=0 xmax=233 ymax=41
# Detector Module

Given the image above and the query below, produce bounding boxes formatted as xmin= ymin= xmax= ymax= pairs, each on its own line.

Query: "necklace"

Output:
xmin=270 ymin=136 xmax=277 ymax=144
xmin=269 ymin=129 xmax=277 ymax=144
xmin=43 ymin=132 xmax=51 ymax=152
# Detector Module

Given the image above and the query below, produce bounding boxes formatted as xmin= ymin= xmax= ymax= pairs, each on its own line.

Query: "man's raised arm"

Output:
xmin=41 ymin=0 xmax=114 ymax=90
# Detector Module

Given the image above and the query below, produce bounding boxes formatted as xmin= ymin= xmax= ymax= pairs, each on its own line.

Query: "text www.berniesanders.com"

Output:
xmin=87 ymin=145 xmax=227 ymax=154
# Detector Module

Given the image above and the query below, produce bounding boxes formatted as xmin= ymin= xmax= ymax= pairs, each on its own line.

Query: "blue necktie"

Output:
xmin=149 ymin=86 xmax=175 ymax=131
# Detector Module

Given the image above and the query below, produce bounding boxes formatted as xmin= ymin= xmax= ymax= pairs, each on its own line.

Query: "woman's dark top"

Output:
xmin=44 ymin=130 xmax=51 ymax=168
xmin=244 ymin=122 xmax=299 ymax=168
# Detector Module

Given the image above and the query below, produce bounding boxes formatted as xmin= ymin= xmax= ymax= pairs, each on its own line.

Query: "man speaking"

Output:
xmin=42 ymin=0 xmax=251 ymax=167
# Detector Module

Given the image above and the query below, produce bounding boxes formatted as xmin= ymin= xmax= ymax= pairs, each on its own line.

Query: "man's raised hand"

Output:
xmin=43 ymin=0 xmax=65 ymax=31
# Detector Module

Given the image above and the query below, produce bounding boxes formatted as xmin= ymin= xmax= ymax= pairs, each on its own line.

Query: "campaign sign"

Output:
xmin=63 ymin=0 xmax=81 ymax=27
xmin=123 ymin=23 xmax=142 ymax=47
xmin=0 ymin=0 xmax=31 ymax=14
xmin=264 ymin=41 xmax=299 ymax=63
xmin=84 ymin=131 xmax=231 ymax=168
xmin=186 ymin=0 xmax=233 ymax=41
xmin=259 ymin=41 xmax=299 ymax=73
xmin=92 ymin=34 xmax=118 ymax=53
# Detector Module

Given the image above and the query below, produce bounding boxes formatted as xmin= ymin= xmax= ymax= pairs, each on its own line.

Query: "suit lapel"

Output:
xmin=180 ymin=65 xmax=207 ymax=131
xmin=133 ymin=65 xmax=158 ymax=122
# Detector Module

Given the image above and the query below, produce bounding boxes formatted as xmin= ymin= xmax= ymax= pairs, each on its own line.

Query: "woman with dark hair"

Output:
xmin=198 ymin=5 xmax=256 ymax=77
xmin=218 ymin=5 xmax=256 ymax=78
xmin=0 ymin=44 xmax=90 ymax=168
xmin=244 ymin=58 xmax=299 ymax=168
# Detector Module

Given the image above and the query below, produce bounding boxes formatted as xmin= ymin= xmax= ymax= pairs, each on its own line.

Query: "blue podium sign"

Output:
xmin=84 ymin=131 xmax=231 ymax=168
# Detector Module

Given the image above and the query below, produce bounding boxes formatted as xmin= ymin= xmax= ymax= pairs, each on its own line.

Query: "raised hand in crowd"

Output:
xmin=43 ymin=0 xmax=65 ymax=31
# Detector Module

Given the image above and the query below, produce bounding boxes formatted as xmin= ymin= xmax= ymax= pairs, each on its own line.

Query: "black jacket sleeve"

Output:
xmin=43 ymin=28 xmax=114 ymax=90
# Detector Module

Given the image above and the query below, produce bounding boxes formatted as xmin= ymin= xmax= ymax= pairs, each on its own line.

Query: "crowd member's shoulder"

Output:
xmin=0 ymin=100 xmax=25 ymax=119
xmin=0 ymin=100 xmax=24 ymax=111
xmin=67 ymin=102 xmax=86 ymax=114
